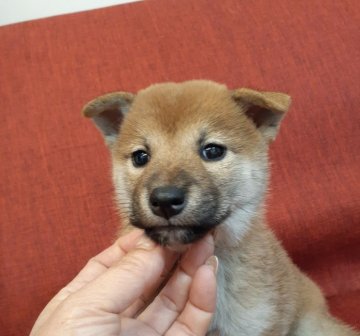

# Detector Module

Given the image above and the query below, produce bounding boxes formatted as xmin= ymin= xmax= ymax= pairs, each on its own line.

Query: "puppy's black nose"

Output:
xmin=150 ymin=186 xmax=185 ymax=219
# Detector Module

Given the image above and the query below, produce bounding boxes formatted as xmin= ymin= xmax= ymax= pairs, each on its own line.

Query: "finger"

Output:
xmin=68 ymin=235 xmax=177 ymax=314
xmin=30 ymin=229 xmax=144 ymax=335
xmin=66 ymin=229 xmax=144 ymax=293
xmin=165 ymin=258 xmax=217 ymax=336
xmin=120 ymin=249 xmax=178 ymax=318
xmin=138 ymin=234 xmax=214 ymax=334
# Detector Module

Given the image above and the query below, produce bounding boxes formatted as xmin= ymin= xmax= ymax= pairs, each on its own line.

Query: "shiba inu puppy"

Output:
xmin=83 ymin=80 xmax=358 ymax=335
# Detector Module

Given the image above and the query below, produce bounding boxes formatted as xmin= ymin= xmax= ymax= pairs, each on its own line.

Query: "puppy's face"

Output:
xmin=83 ymin=81 xmax=290 ymax=246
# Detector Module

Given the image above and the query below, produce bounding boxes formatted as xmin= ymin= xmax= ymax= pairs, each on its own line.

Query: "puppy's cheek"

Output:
xmin=112 ymin=163 xmax=133 ymax=215
xmin=136 ymin=188 xmax=157 ymax=223
xmin=184 ymin=185 xmax=223 ymax=227
xmin=214 ymin=159 xmax=269 ymax=246
xmin=137 ymin=187 xmax=148 ymax=213
xmin=185 ymin=185 xmax=202 ymax=212
xmin=226 ymin=156 xmax=267 ymax=202
xmin=118 ymin=159 xmax=152 ymax=221
xmin=196 ymin=162 xmax=231 ymax=218
xmin=130 ymin=184 xmax=148 ymax=225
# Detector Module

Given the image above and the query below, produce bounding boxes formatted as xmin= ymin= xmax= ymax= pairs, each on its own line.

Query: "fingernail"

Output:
xmin=136 ymin=235 xmax=156 ymax=250
xmin=205 ymin=255 xmax=219 ymax=274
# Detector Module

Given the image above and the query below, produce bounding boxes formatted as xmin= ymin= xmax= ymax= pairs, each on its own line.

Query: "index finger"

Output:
xmin=71 ymin=236 xmax=177 ymax=313
xmin=66 ymin=229 xmax=144 ymax=293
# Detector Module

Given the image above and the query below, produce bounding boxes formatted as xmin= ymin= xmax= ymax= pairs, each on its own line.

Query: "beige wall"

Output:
xmin=0 ymin=0 xmax=141 ymax=26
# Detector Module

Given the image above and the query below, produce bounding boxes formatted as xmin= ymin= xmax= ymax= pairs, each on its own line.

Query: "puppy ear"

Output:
xmin=82 ymin=92 xmax=135 ymax=146
xmin=232 ymin=88 xmax=291 ymax=141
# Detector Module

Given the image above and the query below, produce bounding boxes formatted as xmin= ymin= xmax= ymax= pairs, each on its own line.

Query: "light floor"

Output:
xmin=0 ymin=0 xmax=140 ymax=26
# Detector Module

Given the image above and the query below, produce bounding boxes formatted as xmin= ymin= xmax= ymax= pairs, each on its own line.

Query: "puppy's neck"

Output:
xmin=214 ymin=204 xmax=266 ymax=248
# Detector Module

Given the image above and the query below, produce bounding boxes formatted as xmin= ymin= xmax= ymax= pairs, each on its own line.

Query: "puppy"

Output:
xmin=83 ymin=80 xmax=358 ymax=335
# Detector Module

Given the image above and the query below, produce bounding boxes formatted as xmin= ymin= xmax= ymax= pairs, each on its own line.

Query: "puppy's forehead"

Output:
xmin=136 ymin=80 xmax=229 ymax=105
xmin=125 ymin=80 xmax=243 ymax=134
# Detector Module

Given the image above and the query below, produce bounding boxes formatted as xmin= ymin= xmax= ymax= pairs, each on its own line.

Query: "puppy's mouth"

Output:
xmin=144 ymin=225 xmax=213 ymax=246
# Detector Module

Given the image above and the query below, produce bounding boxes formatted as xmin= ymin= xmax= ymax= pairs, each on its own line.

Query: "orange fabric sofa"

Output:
xmin=0 ymin=0 xmax=359 ymax=335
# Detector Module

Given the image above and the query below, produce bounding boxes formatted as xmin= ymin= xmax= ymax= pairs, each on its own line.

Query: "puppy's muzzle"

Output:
xmin=149 ymin=186 xmax=185 ymax=219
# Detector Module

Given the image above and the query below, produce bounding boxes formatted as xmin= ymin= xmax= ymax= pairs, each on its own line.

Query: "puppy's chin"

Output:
xmin=144 ymin=226 xmax=210 ymax=248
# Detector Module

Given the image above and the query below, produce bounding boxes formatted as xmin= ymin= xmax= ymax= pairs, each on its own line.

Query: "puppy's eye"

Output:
xmin=132 ymin=150 xmax=150 ymax=167
xmin=200 ymin=144 xmax=226 ymax=161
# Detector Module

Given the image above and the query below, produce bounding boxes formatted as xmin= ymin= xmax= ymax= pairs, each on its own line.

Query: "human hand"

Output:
xmin=30 ymin=230 xmax=217 ymax=336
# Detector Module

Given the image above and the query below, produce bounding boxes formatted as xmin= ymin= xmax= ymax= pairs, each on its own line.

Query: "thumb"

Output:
xmin=70 ymin=235 xmax=175 ymax=313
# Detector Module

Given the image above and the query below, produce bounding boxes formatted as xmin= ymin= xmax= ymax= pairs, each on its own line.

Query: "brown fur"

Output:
xmin=83 ymin=80 xmax=359 ymax=335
